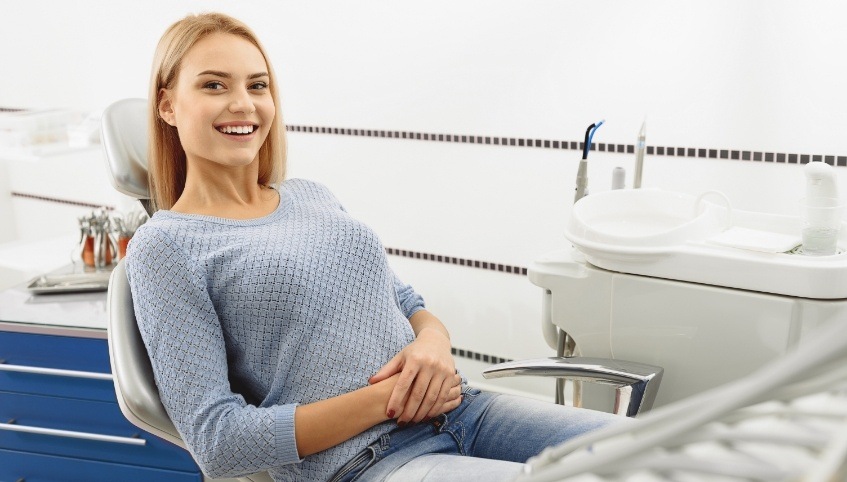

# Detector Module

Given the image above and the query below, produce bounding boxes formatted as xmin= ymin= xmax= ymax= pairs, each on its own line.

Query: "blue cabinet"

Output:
xmin=0 ymin=330 xmax=203 ymax=481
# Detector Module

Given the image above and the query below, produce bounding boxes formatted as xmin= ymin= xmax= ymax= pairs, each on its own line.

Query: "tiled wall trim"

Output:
xmin=287 ymin=124 xmax=847 ymax=166
xmin=11 ymin=192 xmax=115 ymax=211
xmin=384 ymin=247 xmax=528 ymax=276
xmin=451 ymin=347 xmax=512 ymax=365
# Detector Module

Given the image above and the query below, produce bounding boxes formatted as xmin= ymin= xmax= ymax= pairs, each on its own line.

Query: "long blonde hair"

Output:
xmin=148 ymin=12 xmax=286 ymax=211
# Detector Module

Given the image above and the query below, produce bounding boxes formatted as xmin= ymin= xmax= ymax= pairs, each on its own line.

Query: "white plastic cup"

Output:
xmin=800 ymin=197 xmax=843 ymax=256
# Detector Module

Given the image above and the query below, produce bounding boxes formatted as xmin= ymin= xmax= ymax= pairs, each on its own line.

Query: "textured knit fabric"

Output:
xmin=125 ymin=178 xmax=424 ymax=482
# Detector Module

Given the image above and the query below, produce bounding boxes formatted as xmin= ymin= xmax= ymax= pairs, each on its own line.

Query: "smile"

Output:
xmin=216 ymin=125 xmax=258 ymax=135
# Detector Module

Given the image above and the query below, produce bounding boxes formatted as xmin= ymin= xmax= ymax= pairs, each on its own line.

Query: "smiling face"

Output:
xmin=157 ymin=32 xmax=275 ymax=172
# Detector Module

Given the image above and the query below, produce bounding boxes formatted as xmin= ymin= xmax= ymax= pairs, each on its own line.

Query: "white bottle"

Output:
xmin=802 ymin=162 xmax=842 ymax=256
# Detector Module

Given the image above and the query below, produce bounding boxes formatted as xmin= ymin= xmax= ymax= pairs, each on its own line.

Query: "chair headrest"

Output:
xmin=101 ymin=99 xmax=150 ymax=201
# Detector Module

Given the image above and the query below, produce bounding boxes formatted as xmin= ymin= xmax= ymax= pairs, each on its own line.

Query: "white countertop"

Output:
xmin=0 ymin=264 xmax=108 ymax=338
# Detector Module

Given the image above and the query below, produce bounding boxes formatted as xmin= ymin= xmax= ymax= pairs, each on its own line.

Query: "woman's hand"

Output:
xmin=369 ymin=311 xmax=462 ymax=424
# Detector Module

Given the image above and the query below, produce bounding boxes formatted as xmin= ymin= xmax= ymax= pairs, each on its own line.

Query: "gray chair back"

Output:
xmin=101 ymin=98 xmax=153 ymax=215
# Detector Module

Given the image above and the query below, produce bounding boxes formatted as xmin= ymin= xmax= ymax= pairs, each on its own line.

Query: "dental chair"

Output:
xmin=102 ymin=98 xmax=272 ymax=482
xmin=512 ymin=311 xmax=847 ymax=481
xmin=100 ymin=98 xmax=663 ymax=482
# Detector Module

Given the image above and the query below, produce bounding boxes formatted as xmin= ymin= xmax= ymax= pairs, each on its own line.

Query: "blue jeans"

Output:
xmin=330 ymin=386 xmax=625 ymax=482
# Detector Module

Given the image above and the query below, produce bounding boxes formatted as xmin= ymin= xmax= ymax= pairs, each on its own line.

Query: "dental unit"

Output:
xmin=501 ymin=122 xmax=847 ymax=414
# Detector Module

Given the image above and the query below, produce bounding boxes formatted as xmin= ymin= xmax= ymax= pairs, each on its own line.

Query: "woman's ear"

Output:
xmin=158 ymin=88 xmax=176 ymax=126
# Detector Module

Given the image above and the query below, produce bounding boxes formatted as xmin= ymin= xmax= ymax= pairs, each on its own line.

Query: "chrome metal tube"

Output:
xmin=483 ymin=357 xmax=663 ymax=417
xmin=0 ymin=422 xmax=146 ymax=446
xmin=0 ymin=363 xmax=113 ymax=381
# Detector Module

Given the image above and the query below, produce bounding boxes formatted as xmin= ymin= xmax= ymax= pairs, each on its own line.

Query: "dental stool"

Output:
xmin=102 ymin=98 xmax=272 ymax=482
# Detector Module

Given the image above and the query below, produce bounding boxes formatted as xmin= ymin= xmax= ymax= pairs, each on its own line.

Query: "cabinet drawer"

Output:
xmin=0 ymin=391 xmax=198 ymax=472
xmin=1 ymin=447 xmax=202 ymax=482
xmin=0 ymin=331 xmax=115 ymax=401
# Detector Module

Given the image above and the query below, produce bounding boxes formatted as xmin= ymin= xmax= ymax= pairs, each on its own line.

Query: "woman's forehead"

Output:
xmin=181 ymin=32 xmax=268 ymax=77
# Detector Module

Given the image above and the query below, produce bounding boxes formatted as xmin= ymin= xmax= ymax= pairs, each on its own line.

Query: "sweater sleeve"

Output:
xmin=393 ymin=272 xmax=425 ymax=319
xmin=125 ymin=225 xmax=301 ymax=478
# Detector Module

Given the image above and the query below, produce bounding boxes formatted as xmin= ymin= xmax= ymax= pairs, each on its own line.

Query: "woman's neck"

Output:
xmin=170 ymin=160 xmax=279 ymax=220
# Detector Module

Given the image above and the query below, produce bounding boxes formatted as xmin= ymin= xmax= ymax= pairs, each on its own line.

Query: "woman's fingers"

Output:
xmin=437 ymin=385 xmax=463 ymax=415
xmin=398 ymin=367 xmax=439 ymax=423
xmin=395 ymin=375 xmax=464 ymax=426
xmin=386 ymin=365 xmax=417 ymax=420
xmin=369 ymin=353 xmax=402 ymax=385
xmin=423 ymin=375 xmax=462 ymax=420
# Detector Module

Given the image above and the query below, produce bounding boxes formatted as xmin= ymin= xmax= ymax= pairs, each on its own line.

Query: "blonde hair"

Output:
xmin=148 ymin=12 xmax=286 ymax=211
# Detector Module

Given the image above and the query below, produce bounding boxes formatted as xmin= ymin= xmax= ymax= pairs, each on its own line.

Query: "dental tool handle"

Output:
xmin=633 ymin=143 xmax=644 ymax=188
xmin=633 ymin=120 xmax=646 ymax=188
xmin=574 ymin=159 xmax=588 ymax=203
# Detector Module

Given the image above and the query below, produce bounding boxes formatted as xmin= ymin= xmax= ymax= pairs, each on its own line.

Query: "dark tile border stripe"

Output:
xmin=451 ymin=346 xmax=512 ymax=365
xmin=11 ymin=192 xmax=115 ymax=211
xmin=287 ymin=124 xmax=847 ymax=167
xmin=385 ymin=247 xmax=528 ymax=276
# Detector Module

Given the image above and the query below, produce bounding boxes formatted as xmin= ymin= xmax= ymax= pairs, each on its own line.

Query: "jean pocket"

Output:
xmin=462 ymin=385 xmax=482 ymax=398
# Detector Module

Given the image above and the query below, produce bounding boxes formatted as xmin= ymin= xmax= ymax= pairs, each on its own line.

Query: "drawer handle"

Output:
xmin=0 ymin=363 xmax=112 ymax=381
xmin=0 ymin=421 xmax=146 ymax=446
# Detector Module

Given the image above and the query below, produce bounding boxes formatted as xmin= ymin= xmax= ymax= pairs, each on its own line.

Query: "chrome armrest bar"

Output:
xmin=0 ymin=422 xmax=146 ymax=446
xmin=482 ymin=357 xmax=663 ymax=417
xmin=0 ymin=363 xmax=113 ymax=381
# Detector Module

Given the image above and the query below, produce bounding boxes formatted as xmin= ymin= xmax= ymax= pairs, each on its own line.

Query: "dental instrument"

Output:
xmin=574 ymin=120 xmax=605 ymax=203
xmin=633 ymin=120 xmax=646 ymax=188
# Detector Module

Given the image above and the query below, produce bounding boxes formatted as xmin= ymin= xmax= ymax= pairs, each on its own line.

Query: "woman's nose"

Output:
xmin=228 ymin=88 xmax=256 ymax=114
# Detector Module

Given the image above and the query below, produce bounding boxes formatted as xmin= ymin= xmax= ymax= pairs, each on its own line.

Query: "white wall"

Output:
xmin=2 ymin=0 xmax=847 ymax=398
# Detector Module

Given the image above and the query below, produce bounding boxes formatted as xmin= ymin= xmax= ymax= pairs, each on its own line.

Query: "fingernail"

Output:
xmin=387 ymin=409 xmax=395 ymax=418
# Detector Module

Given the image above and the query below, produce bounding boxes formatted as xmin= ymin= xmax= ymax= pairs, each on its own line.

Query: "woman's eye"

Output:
xmin=250 ymin=82 xmax=269 ymax=90
xmin=203 ymin=81 xmax=225 ymax=90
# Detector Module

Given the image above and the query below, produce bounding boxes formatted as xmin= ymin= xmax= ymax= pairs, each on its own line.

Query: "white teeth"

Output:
xmin=218 ymin=125 xmax=255 ymax=134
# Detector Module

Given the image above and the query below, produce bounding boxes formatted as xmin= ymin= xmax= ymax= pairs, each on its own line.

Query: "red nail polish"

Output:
xmin=387 ymin=409 xmax=395 ymax=418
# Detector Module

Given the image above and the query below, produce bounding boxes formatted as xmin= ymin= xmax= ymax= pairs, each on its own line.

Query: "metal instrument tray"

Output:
xmin=27 ymin=271 xmax=112 ymax=294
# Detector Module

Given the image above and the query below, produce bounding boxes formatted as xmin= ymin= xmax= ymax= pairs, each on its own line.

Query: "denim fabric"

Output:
xmin=330 ymin=386 xmax=626 ymax=482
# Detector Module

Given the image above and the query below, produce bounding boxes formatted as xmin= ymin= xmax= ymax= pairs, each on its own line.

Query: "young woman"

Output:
xmin=126 ymin=12 xmax=623 ymax=482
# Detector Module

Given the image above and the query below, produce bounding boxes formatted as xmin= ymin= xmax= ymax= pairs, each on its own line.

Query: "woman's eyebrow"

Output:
xmin=197 ymin=70 xmax=269 ymax=79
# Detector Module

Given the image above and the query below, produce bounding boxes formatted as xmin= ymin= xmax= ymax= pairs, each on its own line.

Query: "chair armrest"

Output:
xmin=482 ymin=357 xmax=663 ymax=417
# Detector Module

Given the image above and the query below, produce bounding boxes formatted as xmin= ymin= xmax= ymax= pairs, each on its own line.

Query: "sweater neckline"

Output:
xmin=153 ymin=185 xmax=288 ymax=226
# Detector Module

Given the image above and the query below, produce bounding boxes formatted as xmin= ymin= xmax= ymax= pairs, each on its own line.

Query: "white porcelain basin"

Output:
xmin=565 ymin=189 xmax=847 ymax=299
xmin=568 ymin=189 xmax=728 ymax=251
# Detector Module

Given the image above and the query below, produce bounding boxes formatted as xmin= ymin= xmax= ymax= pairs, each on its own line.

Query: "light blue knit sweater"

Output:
xmin=126 ymin=179 xmax=424 ymax=482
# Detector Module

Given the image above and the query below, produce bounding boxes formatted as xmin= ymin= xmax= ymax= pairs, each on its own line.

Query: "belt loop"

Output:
xmin=379 ymin=433 xmax=391 ymax=451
